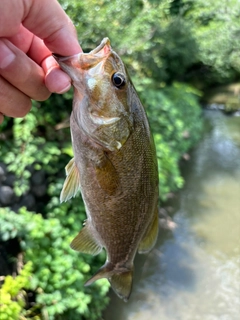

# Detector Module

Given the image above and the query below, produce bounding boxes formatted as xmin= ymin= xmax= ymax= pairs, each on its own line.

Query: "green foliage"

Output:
xmin=60 ymin=0 xmax=199 ymax=86
xmin=141 ymin=83 xmax=202 ymax=198
xmin=0 ymin=1 xmax=212 ymax=319
xmin=0 ymin=262 xmax=32 ymax=320
xmin=0 ymin=205 xmax=109 ymax=320
xmin=0 ymin=92 xmax=109 ymax=319
xmin=181 ymin=0 xmax=240 ymax=85
xmin=0 ymin=95 xmax=73 ymax=196
xmin=58 ymin=0 xmax=240 ymax=87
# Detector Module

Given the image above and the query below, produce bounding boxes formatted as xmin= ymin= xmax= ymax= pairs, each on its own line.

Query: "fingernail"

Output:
xmin=57 ymin=83 xmax=72 ymax=94
xmin=0 ymin=41 xmax=15 ymax=69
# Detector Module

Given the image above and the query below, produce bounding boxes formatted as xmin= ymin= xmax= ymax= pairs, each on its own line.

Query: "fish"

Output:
xmin=53 ymin=38 xmax=159 ymax=302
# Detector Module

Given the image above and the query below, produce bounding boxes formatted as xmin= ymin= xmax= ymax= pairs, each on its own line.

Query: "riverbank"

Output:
xmin=203 ymin=83 xmax=240 ymax=113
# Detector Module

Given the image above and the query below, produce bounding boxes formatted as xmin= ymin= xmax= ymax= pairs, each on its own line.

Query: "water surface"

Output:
xmin=104 ymin=110 xmax=240 ymax=320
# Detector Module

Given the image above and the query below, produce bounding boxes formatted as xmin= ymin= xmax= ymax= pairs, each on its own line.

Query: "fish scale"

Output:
xmin=53 ymin=38 xmax=159 ymax=301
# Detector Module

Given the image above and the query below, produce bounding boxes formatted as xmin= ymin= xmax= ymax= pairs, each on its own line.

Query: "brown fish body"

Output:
xmin=54 ymin=38 xmax=159 ymax=301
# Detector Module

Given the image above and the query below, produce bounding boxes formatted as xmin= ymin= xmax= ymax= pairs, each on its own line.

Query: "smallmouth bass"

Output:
xmin=53 ymin=38 xmax=159 ymax=301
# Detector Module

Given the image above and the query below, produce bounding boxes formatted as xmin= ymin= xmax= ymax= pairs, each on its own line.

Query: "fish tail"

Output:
xmin=84 ymin=263 xmax=133 ymax=302
xmin=109 ymin=269 xmax=133 ymax=302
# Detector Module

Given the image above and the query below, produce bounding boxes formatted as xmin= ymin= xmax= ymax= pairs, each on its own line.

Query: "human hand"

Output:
xmin=0 ymin=0 xmax=82 ymax=124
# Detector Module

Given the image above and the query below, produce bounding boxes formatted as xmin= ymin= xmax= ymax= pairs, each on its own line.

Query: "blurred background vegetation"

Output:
xmin=0 ymin=0 xmax=239 ymax=319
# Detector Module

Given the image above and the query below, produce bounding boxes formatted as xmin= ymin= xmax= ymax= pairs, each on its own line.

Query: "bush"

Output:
xmin=140 ymin=82 xmax=203 ymax=199
xmin=0 ymin=100 xmax=110 ymax=319
xmin=0 ymin=205 xmax=109 ymax=320
xmin=0 ymin=261 xmax=32 ymax=320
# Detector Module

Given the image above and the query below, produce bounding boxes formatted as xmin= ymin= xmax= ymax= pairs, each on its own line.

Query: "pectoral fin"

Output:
xmin=138 ymin=207 xmax=159 ymax=254
xmin=70 ymin=225 xmax=102 ymax=255
xmin=95 ymin=154 xmax=119 ymax=195
xmin=60 ymin=158 xmax=80 ymax=203
xmin=65 ymin=158 xmax=75 ymax=175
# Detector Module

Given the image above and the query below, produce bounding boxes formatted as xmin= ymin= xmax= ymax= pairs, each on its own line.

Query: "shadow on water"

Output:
xmin=104 ymin=110 xmax=240 ymax=320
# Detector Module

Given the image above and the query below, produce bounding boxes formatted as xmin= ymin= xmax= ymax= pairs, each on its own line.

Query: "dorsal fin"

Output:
xmin=60 ymin=158 xmax=80 ymax=202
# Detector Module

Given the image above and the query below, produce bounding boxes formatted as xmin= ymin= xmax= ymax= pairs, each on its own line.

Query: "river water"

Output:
xmin=104 ymin=110 xmax=240 ymax=320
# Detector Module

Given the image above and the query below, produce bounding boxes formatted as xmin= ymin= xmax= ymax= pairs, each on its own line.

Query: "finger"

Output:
xmin=7 ymin=27 xmax=72 ymax=93
xmin=27 ymin=34 xmax=52 ymax=65
xmin=22 ymin=0 xmax=82 ymax=55
xmin=0 ymin=39 xmax=50 ymax=101
xmin=6 ymin=24 xmax=54 ymax=73
xmin=29 ymin=36 xmax=72 ymax=93
xmin=45 ymin=68 xmax=72 ymax=94
xmin=0 ymin=113 xmax=4 ymax=124
xmin=0 ymin=1 xmax=23 ymax=37
xmin=7 ymin=25 xmax=53 ymax=67
xmin=42 ymin=56 xmax=71 ymax=93
xmin=0 ymin=0 xmax=82 ymax=56
xmin=0 ymin=76 xmax=32 ymax=118
xmin=6 ymin=24 xmax=35 ymax=53
xmin=4 ymin=26 xmax=73 ymax=94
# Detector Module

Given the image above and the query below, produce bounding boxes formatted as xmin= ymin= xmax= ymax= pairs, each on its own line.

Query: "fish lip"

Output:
xmin=52 ymin=38 xmax=111 ymax=63
xmin=52 ymin=43 xmax=112 ymax=74
xmin=89 ymin=37 xmax=111 ymax=54
xmin=52 ymin=53 xmax=63 ymax=59
xmin=52 ymin=52 xmax=81 ymax=63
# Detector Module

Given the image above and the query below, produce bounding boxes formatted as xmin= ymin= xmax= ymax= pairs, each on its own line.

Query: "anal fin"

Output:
xmin=138 ymin=206 xmax=159 ymax=254
xmin=70 ymin=225 xmax=102 ymax=255
xmin=60 ymin=158 xmax=80 ymax=202
xmin=84 ymin=263 xmax=114 ymax=287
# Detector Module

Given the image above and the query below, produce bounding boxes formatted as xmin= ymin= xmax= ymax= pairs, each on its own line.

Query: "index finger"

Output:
xmin=0 ymin=0 xmax=82 ymax=56
xmin=23 ymin=0 xmax=82 ymax=55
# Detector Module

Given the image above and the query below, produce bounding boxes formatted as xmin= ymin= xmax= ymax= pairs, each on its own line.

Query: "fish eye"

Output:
xmin=112 ymin=72 xmax=126 ymax=89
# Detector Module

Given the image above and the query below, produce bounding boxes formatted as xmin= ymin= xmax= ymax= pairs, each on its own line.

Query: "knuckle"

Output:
xmin=16 ymin=100 xmax=32 ymax=118
xmin=33 ymin=89 xmax=51 ymax=102
xmin=0 ymin=77 xmax=32 ymax=118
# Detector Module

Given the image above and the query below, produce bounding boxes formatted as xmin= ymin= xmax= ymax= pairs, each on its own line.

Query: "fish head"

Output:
xmin=53 ymin=38 xmax=134 ymax=151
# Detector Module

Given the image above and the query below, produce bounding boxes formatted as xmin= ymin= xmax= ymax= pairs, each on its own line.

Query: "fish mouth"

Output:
xmin=89 ymin=37 xmax=111 ymax=55
xmin=52 ymin=38 xmax=112 ymax=70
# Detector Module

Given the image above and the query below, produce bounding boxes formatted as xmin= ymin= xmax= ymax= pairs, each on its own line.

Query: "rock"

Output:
xmin=11 ymin=203 xmax=21 ymax=213
xmin=31 ymin=170 xmax=46 ymax=186
xmin=159 ymin=208 xmax=177 ymax=231
xmin=0 ymin=163 xmax=7 ymax=184
xmin=4 ymin=173 xmax=15 ymax=187
xmin=19 ymin=193 xmax=36 ymax=210
xmin=0 ymin=186 xmax=15 ymax=205
xmin=0 ymin=162 xmax=7 ymax=172
xmin=0 ymin=166 xmax=6 ymax=184
xmin=0 ymin=244 xmax=11 ymax=276
xmin=32 ymin=184 xmax=47 ymax=197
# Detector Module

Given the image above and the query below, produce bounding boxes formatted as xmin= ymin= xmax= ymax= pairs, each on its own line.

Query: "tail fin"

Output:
xmin=109 ymin=270 xmax=133 ymax=302
xmin=84 ymin=263 xmax=133 ymax=302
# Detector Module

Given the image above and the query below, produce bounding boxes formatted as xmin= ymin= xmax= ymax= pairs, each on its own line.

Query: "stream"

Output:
xmin=104 ymin=110 xmax=240 ymax=320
